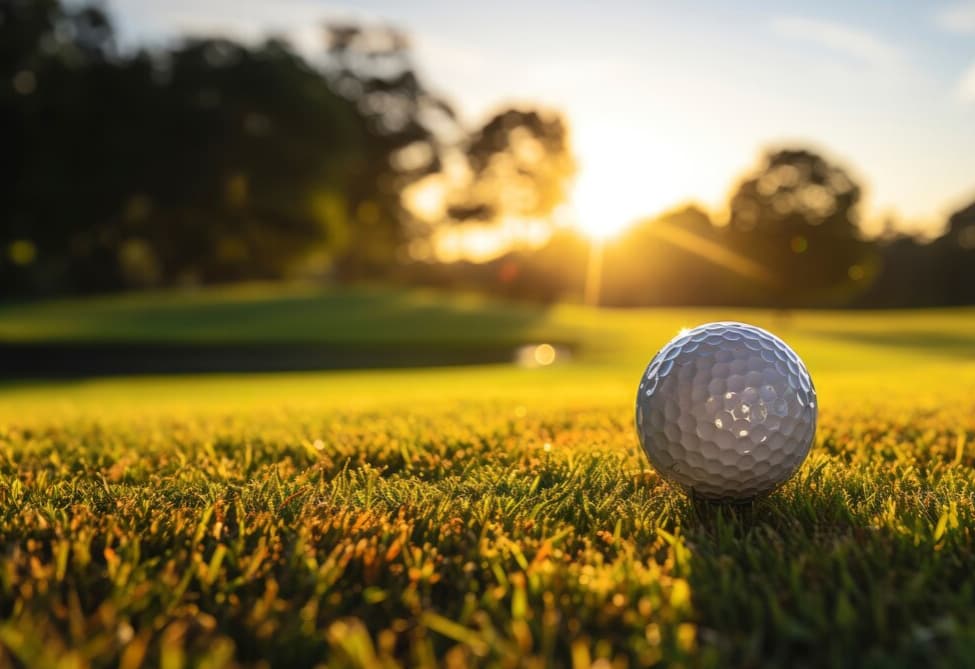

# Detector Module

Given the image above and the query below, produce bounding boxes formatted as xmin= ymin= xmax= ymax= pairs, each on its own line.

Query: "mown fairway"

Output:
xmin=1 ymin=287 xmax=974 ymax=668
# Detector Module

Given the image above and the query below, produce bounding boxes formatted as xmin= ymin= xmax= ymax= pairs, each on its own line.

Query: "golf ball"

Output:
xmin=635 ymin=322 xmax=816 ymax=501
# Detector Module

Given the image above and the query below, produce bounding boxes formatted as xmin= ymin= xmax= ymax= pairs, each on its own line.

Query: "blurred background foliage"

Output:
xmin=2 ymin=0 xmax=973 ymax=307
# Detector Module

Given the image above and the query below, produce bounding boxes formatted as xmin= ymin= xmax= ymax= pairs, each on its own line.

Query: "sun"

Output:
xmin=571 ymin=173 xmax=640 ymax=239
xmin=567 ymin=130 xmax=656 ymax=240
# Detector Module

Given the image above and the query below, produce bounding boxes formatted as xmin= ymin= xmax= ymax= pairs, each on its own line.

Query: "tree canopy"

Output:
xmin=0 ymin=1 xmax=574 ymax=295
xmin=725 ymin=149 xmax=875 ymax=307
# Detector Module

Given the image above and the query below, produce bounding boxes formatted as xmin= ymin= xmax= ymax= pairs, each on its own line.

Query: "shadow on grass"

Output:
xmin=0 ymin=286 xmax=580 ymax=377
xmin=0 ymin=340 xmax=577 ymax=378
xmin=675 ymin=481 xmax=974 ymax=668
xmin=806 ymin=329 xmax=975 ymax=358
xmin=0 ymin=285 xmax=562 ymax=345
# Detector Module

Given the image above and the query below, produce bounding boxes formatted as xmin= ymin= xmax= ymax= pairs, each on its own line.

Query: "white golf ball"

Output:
xmin=635 ymin=322 xmax=816 ymax=501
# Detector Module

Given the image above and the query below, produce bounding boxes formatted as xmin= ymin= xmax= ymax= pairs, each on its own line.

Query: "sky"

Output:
xmin=108 ymin=0 xmax=975 ymax=238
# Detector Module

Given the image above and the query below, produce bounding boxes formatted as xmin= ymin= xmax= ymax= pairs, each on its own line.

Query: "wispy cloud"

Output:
xmin=932 ymin=4 xmax=975 ymax=103
xmin=934 ymin=2 xmax=975 ymax=33
xmin=956 ymin=62 xmax=975 ymax=102
xmin=769 ymin=17 xmax=902 ymax=67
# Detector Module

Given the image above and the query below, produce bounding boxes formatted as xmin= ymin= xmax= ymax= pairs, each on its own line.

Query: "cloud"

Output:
xmin=769 ymin=17 xmax=902 ymax=67
xmin=934 ymin=2 xmax=975 ymax=33
xmin=956 ymin=61 xmax=975 ymax=102
xmin=933 ymin=4 xmax=975 ymax=104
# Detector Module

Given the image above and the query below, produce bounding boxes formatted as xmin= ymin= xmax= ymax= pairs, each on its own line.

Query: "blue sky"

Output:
xmin=108 ymin=0 xmax=975 ymax=236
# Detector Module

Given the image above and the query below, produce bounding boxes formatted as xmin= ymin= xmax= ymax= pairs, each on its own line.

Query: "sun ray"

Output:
xmin=647 ymin=223 xmax=774 ymax=283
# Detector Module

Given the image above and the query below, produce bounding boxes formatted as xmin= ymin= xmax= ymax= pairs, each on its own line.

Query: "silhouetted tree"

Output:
xmin=726 ymin=149 xmax=875 ymax=307
xmin=1 ymin=0 xmax=125 ymax=293
xmin=942 ymin=202 xmax=975 ymax=304
xmin=323 ymin=24 xmax=457 ymax=277
xmin=3 ymin=19 xmax=369 ymax=292
xmin=856 ymin=202 xmax=975 ymax=307
xmin=445 ymin=109 xmax=575 ymax=225
xmin=130 ymin=37 xmax=367 ymax=285
xmin=2 ymin=5 xmax=472 ymax=294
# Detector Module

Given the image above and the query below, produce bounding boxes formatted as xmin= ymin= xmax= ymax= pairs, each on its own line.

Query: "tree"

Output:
xmin=129 ymin=36 xmax=366 ymax=285
xmin=1 ymin=3 xmax=579 ymax=296
xmin=726 ymin=149 xmax=875 ymax=306
xmin=941 ymin=202 xmax=975 ymax=305
xmin=3 ymin=5 xmax=455 ymax=294
xmin=0 ymin=0 xmax=125 ymax=293
xmin=445 ymin=108 xmax=575 ymax=225
xmin=2 ymin=12 xmax=368 ymax=293
xmin=323 ymin=24 xmax=456 ymax=277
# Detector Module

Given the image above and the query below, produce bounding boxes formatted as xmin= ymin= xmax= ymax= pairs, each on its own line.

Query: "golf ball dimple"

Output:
xmin=635 ymin=322 xmax=817 ymax=501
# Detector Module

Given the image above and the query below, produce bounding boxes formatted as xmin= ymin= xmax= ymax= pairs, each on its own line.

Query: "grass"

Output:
xmin=1 ymin=285 xmax=974 ymax=667
xmin=0 ymin=284 xmax=577 ymax=347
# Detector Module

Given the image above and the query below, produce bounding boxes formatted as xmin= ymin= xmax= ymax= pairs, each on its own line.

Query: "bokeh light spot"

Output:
xmin=12 ymin=70 xmax=36 ymax=95
xmin=8 ymin=240 xmax=37 ymax=266
xmin=534 ymin=343 xmax=556 ymax=366
xmin=516 ymin=343 xmax=562 ymax=367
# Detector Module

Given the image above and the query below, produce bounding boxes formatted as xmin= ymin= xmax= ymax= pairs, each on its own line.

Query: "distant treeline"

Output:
xmin=410 ymin=199 xmax=975 ymax=308
xmin=3 ymin=0 xmax=973 ymax=307
xmin=415 ymin=146 xmax=975 ymax=308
